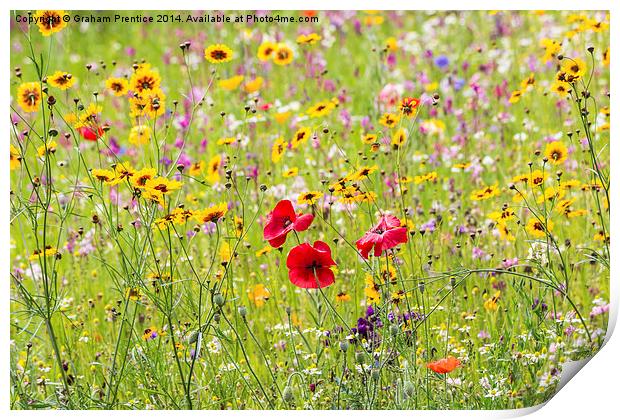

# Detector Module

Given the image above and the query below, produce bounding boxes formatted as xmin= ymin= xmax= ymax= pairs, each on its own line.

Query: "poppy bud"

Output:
xmin=404 ymin=381 xmax=415 ymax=398
xmin=418 ymin=282 xmax=425 ymax=293
xmin=282 ymin=386 xmax=293 ymax=402
xmin=355 ymin=352 xmax=365 ymax=364
xmin=339 ymin=341 xmax=349 ymax=352
xmin=188 ymin=330 xmax=199 ymax=344
xmin=213 ymin=293 xmax=225 ymax=307
xmin=238 ymin=306 xmax=247 ymax=318
xmin=390 ymin=324 xmax=399 ymax=336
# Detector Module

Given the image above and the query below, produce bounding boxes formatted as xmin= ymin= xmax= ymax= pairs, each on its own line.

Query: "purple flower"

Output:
xmin=434 ymin=55 xmax=449 ymax=69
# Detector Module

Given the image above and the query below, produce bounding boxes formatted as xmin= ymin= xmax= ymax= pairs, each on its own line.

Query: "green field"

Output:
xmin=9 ymin=10 xmax=610 ymax=410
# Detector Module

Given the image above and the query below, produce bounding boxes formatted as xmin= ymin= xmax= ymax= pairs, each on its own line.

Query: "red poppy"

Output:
xmin=77 ymin=126 xmax=104 ymax=141
xmin=263 ymin=199 xmax=314 ymax=247
xmin=355 ymin=214 xmax=408 ymax=259
xmin=286 ymin=241 xmax=336 ymax=289
xmin=427 ymin=356 xmax=461 ymax=374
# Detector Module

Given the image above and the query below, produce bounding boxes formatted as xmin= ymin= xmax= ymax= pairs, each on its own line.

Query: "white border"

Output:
xmin=2 ymin=1 xmax=617 ymax=418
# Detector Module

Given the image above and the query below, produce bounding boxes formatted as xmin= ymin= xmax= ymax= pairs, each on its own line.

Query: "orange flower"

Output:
xmin=427 ymin=356 xmax=461 ymax=374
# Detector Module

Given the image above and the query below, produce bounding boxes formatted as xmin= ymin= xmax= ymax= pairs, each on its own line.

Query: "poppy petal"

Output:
xmin=293 ymin=213 xmax=314 ymax=232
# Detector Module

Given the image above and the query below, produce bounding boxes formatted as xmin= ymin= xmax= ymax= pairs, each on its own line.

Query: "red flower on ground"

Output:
xmin=286 ymin=241 xmax=336 ymax=289
xmin=427 ymin=356 xmax=461 ymax=374
xmin=355 ymin=214 xmax=408 ymax=259
xmin=263 ymin=199 xmax=314 ymax=247
xmin=77 ymin=126 xmax=104 ymax=141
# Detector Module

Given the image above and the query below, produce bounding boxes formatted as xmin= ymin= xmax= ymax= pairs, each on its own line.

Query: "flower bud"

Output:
xmin=213 ymin=293 xmax=225 ymax=307
xmin=404 ymin=381 xmax=415 ymax=398
xmin=238 ymin=306 xmax=247 ymax=318
xmin=355 ymin=352 xmax=364 ymax=364
xmin=282 ymin=386 xmax=293 ymax=402
xmin=339 ymin=341 xmax=349 ymax=352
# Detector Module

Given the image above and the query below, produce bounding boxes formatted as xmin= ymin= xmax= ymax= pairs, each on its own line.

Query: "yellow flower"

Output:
xmin=274 ymin=111 xmax=291 ymax=124
xmin=536 ymin=186 xmax=565 ymax=204
xmin=188 ymin=161 xmax=205 ymax=176
xmin=37 ymin=141 xmax=57 ymax=158
xmin=244 ymin=77 xmax=264 ymax=93
xmin=129 ymin=66 xmax=161 ymax=94
xmin=91 ymin=168 xmax=119 ymax=185
xmin=362 ymin=133 xmax=377 ymax=144
xmin=297 ymin=33 xmax=322 ymax=45
xmin=364 ymin=274 xmax=381 ymax=304
xmin=48 ymin=71 xmax=75 ymax=90
xmin=34 ymin=10 xmax=68 ymax=36
xmin=336 ymin=292 xmax=351 ymax=303
xmin=129 ymin=125 xmax=151 ymax=145
xmin=75 ymin=103 xmax=102 ymax=129
xmin=550 ymin=80 xmax=571 ymax=98
xmin=509 ymin=90 xmax=524 ymax=104
xmin=273 ymin=44 xmax=294 ymax=66
xmin=136 ymin=88 xmax=166 ymax=119
xmin=257 ymin=42 xmax=276 ymax=61
xmin=105 ymin=77 xmax=129 ymax=96
xmin=593 ymin=231 xmax=610 ymax=243
xmin=525 ymin=218 xmax=554 ymax=238
xmin=561 ymin=58 xmax=587 ymax=81
xmin=540 ymin=38 xmax=562 ymax=62
xmin=255 ymin=246 xmax=272 ymax=257
xmin=291 ymin=127 xmax=311 ymax=148
xmin=29 ymin=246 xmax=58 ymax=261
xmin=602 ymin=47 xmax=610 ymax=67
xmin=271 ymin=137 xmax=287 ymax=163
xmin=528 ymin=170 xmax=547 ymax=187
xmin=144 ymin=177 xmax=183 ymax=195
xmin=348 ymin=165 xmax=379 ymax=181
xmin=470 ymin=184 xmax=499 ymax=201
xmin=306 ymin=100 xmax=335 ymax=118
xmin=206 ymin=155 xmax=222 ymax=184
xmin=248 ymin=284 xmax=271 ymax=307
xmin=298 ymin=191 xmax=323 ymax=205
xmin=193 ymin=203 xmax=228 ymax=224
xmin=283 ymin=167 xmax=298 ymax=178
xmin=379 ymin=113 xmax=400 ymax=128
xmin=385 ymin=37 xmax=398 ymax=51
xmin=483 ymin=291 xmax=501 ymax=311
xmin=219 ymin=75 xmax=244 ymax=90
xmin=204 ymin=44 xmax=234 ymax=64
xmin=519 ymin=73 xmax=536 ymax=90
xmin=130 ymin=168 xmax=157 ymax=189
xmin=489 ymin=208 xmax=515 ymax=223
xmin=219 ymin=242 xmax=232 ymax=263
xmin=114 ymin=162 xmax=135 ymax=181
xmin=153 ymin=208 xmax=194 ymax=230
xmin=391 ymin=128 xmax=407 ymax=148
xmin=497 ymin=222 xmax=515 ymax=241
xmin=17 ymin=82 xmax=42 ymax=113
xmin=544 ymin=141 xmax=568 ymax=165
xmin=413 ymin=172 xmax=438 ymax=184
xmin=217 ymin=137 xmax=237 ymax=146
xmin=10 ymin=145 xmax=21 ymax=170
